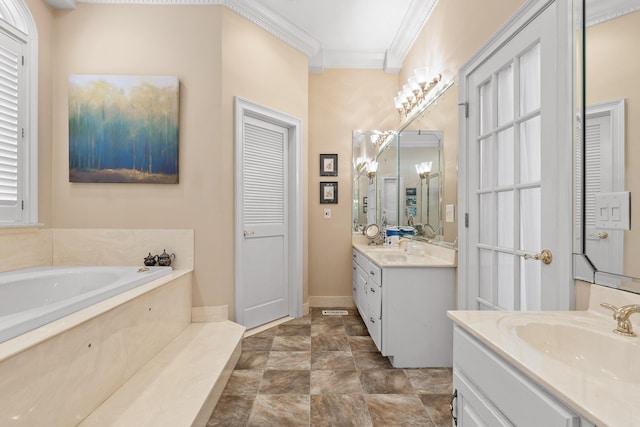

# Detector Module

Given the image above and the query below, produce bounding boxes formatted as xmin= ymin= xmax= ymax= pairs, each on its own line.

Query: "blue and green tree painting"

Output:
xmin=68 ymin=75 xmax=179 ymax=183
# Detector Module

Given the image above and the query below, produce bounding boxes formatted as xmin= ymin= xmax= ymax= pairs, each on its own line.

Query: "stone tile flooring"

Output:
xmin=207 ymin=308 xmax=453 ymax=426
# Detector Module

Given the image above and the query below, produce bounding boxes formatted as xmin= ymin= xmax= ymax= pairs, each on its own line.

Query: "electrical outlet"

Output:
xmin=324 ymin=208 xmax=332 ymax=219
xmin=446 ymin=204 xmax=455 ymax=222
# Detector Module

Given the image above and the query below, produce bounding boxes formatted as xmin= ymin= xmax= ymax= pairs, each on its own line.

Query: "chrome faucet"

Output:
xmin=600 ymin=303 xmax=640 ymax=337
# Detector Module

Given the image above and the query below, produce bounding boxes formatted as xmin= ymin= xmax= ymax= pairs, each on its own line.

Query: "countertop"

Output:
xmin=448 ymin=285 xmax=640 ymax=427
xmin=352 ymin=236 xmax=456 ymax=268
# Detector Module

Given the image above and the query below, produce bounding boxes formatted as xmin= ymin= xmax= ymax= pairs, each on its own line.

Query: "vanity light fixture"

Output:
xmin=416 ymin=161 xmax=432 ymax=181
xmin=366 ymin=161 xmax=378 ymax=183
xmin=395 ymin=67 xmax=442 ymax=120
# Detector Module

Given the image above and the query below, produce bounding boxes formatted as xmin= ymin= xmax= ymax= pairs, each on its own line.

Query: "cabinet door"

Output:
xmin=356 ymin=264 xmax=368 ymax=317
xmin=453 ymin=372 xmax=513 ymax=427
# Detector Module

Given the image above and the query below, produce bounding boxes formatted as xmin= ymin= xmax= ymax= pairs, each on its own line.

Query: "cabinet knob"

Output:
xmin=369 ymin=317 xmax=375 ymax=324
xmin=370 ymin=287 xmax=375 ymax=293
xmin=370 ymin=271 xmax=375 ymax=276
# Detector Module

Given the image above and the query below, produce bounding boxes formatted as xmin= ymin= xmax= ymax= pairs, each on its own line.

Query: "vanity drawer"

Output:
xmin=365 ymin=261 xmax=381 ymax=285
xmin=453 ymin=326 xmax=580 ymax=427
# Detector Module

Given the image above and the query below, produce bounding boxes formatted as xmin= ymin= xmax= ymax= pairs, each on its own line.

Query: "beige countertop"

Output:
xmin=352 ymin=235 xmax=456 ymax=268
xmin=448 ymin=284 xmax=640 ymax=427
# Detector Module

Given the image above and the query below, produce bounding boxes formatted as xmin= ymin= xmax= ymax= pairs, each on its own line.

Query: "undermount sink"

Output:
xmin=499 ymin=314 xmax=640 ymax=383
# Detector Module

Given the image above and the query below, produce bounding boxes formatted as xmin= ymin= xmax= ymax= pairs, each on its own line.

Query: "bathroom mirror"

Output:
xmin=352 ymin=80 xmax=456 ymax=246
xmin=575 ymin=0 xmax=640 ymax=293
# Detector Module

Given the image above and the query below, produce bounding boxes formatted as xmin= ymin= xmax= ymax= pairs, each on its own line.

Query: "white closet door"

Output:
xmin=240 ymin=116 xmax=289 ymax=329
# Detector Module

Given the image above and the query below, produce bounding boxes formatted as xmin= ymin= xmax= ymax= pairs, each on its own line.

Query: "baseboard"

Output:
xmin=303 ymin=301 xmax=310 ymax=316
xmin=244 ymin=317 xmax=294 ymax=337
xmin=308 ymin=296 xmax=355 ymax=308
xmin=192 ymin=305 xmax=228 ymax=322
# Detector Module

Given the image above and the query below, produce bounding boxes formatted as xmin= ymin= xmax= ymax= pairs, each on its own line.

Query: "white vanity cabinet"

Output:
xmin=452 ymin=326 xmax=595 ymax=427
xmin=351 ymin=247 xmax=455 ymax=368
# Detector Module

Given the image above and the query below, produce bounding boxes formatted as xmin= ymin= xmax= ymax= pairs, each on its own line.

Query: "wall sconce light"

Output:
xmin=366 ymin=161 xmax=378 ymax=183
xmin=395 ymin=67 xmax=442 ymax=120
xmin=416 ymin=161 xmax=432 ymax=181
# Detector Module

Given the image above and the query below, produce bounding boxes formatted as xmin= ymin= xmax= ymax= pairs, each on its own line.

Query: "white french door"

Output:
xmin=459 ymin=0 xmax=574 ymax=311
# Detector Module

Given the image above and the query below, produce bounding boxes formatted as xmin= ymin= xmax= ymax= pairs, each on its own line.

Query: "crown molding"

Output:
xmin=385 ymin=0 xmax=438 ymax=73
xmin=586 ymin=0 xmax=640 ymax=26
xmin=45 ymin=0 xmax=434 ymax=72
xmin=51 ymin=0 xmax=321 ymax=57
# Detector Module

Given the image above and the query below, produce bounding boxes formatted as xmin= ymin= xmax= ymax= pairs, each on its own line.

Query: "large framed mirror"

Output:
xmin=576 ymin=0 xmax=640 ymax=293
xmin=352 ymin=80 xmax=456 ymax=247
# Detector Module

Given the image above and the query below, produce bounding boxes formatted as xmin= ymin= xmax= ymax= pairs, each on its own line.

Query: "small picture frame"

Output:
xmin=320 ymin=154 xmax=338 ymax=176
xmin=320 ymin=181 xmax=338 ymax=204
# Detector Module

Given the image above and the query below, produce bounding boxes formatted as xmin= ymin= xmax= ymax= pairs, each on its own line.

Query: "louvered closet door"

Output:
xmin=241 ymin=116 xmax=289 ymax=329
xmin=0 ymin=33 xmax=22 ymax=223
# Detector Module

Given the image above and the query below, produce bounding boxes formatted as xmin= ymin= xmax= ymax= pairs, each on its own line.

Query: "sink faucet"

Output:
xmin=600 ymin=303 xmax=640 ymax=337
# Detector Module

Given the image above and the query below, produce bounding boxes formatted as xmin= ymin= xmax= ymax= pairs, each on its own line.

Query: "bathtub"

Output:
xmin=0 ymin=265 xmax=173 ymax=344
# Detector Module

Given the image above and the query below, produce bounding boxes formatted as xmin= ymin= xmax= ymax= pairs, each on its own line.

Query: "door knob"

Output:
xmin=589 ymin=231 xmax=609 ymax=239
xmin=243 ymin=230 xmax=254 ymax=237
xmin=523 ymin=249 xmax=553 ymax=264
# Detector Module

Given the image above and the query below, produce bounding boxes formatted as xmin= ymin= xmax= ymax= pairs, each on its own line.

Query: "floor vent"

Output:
xmin=322 ymin=309 xmax=349 ymax=316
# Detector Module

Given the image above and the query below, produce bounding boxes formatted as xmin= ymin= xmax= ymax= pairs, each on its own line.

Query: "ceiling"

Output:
xmin=45 ymin=0 xmax=438 ymax=72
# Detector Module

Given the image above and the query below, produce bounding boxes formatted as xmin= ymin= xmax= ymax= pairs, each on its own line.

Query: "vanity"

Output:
xmin=352 ymin=236 xmax=456 ymax=367
xmin=449 ymin=284 xmax=640 ymax=427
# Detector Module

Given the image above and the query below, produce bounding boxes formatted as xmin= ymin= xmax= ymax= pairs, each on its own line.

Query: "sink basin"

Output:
xmin=499 ymin=314 xmax=640 ymax=383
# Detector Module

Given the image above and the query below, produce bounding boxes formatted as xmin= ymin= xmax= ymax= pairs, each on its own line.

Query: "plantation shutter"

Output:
xmin=0 ymin=32 xmax=22 ymax=223
xmin=584 ymin=120 xmax=602 ymax=230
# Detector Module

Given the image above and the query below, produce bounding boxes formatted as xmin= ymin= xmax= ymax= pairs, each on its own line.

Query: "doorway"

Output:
xmin=234 ymin=97 xmax=303 ymax=329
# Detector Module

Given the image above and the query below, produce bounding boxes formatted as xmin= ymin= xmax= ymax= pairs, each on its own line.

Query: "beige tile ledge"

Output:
xmin=448 ymin=285 xmax=640 ymax=427
xmin=0 ymin=269 xmax=193 ymax=362
xmin=79 ymin=320 xmax=245 ymax=427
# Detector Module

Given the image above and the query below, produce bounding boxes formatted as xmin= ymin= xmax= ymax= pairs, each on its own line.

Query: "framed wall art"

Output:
xmin=320 ymin=181 xmax=338 ymax=204
xmin=68 ymin=74 xmax=179 ymax=184
xmin=320 ymin=153 xmax=338 ymax=176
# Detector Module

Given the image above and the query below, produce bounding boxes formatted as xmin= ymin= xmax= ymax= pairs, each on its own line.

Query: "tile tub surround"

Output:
xmin=207 ymin=308 xmax=453 ymax=427
xmin=0 ymin=228 xmax=195 ymax=273
xmin=448 ymin=285 xmax=640 ymax=427
xmin=0 ymin=270 xmax=192 ymax=426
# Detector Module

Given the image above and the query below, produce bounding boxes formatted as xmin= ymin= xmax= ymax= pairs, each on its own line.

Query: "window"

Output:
xmin=0 ymin=0 xmax=38 ymax=226
xmin=0 ymin=30 xmax=23 ymax=223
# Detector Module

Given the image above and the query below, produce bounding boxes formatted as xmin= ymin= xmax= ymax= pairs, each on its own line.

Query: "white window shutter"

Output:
xmin=0 ymin=32 xmax=22 ymax=223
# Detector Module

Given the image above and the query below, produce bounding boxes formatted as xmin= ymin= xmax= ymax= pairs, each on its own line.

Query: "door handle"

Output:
xmin=523 ymin=249 xmax=553 ymax=265
xmin=243 ymin=230 xmax=254 ymax=237
xmin=589 ymin=231 xmax=609 ymax=239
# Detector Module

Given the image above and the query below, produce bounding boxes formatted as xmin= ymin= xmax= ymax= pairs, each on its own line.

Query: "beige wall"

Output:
xmin=308 ymin=69 xmax=398 ymax=298
xmin=47 ymin=4 xmax=308 ymax=319
xmin=306 ymin=0 xmax=526 ymax=300
xmin=586 ymin=11 xmax=640 ymax=278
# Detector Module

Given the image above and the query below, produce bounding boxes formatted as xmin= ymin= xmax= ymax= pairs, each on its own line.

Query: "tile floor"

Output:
xmin=207 ymin=308 xmax=453 ymax=427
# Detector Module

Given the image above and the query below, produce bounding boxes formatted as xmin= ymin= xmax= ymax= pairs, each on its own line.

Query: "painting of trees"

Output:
xmin=68 ymin=75 xmax=179 ymax=183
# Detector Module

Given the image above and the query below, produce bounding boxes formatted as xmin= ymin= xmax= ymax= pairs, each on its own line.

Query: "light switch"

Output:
xmin=446 ymin=204 xmax=455 ymax=222
xmin=594 ymin=192 xmax=630 ymax=230
xmin=324 ymin=208 xmax=332 ymax=219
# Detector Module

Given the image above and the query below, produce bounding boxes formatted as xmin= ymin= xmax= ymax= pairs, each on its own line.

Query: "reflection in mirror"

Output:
xmin=578 ymin=0 xmax=640 ymax=292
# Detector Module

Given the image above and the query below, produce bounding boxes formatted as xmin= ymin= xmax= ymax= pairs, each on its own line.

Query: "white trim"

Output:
xmin=385 ymin=0 xmax=439 ymax=73
xmin=585 ymin=0 xmax=640 ymax=27
xmin=458 ymin=0 xmax=575 ymax=310
xmin=234 ymin=97 xmax=303 ymax=326
xmin=0 ymin=0 xmax=38 ymax=226
xmin=308 ymin=296 xmax=356 ymax=308
xmin=47 ymin=0 xmax=435 ymax=72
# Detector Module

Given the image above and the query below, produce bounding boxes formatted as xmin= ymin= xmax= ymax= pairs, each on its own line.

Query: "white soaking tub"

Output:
xmin=0 ymin=265 xmax=172 ymax=343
